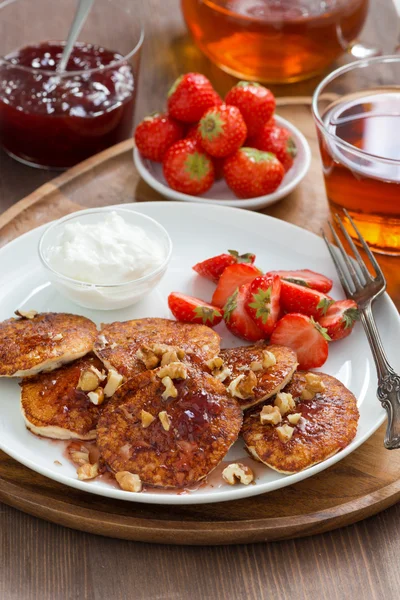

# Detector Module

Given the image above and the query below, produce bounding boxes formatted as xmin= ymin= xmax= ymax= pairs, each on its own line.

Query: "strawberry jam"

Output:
xmin=0 ymin=41 xmax=136 ymax=168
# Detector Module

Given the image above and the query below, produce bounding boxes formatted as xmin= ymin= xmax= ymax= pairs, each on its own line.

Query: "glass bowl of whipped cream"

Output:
xmin=39 ymin=207 xmax=173 ymax=310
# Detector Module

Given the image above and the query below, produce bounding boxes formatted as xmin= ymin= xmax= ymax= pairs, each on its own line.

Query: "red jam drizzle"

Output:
xmin=0 ymin=41 xmax=135 ymax=168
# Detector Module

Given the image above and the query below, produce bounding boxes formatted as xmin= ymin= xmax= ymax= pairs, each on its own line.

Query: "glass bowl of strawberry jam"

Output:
xmin=0 ymin=0 xmax=143 ymax=169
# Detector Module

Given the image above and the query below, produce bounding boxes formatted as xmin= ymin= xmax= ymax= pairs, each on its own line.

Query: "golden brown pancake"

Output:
xmin=93 ymin=318 xmax=220 ymax=378
xmin=96 ymin=366 xmax=242 ymax=488
xmin=242 ymin=372 xmax=359 ymax=474
xmin=20 ymin=355 xmax=107 ymax=440
xmin=0 ymin=312 xmax=97 ymax=377
xmin=219 ymin=344 xmax=298 ymax=410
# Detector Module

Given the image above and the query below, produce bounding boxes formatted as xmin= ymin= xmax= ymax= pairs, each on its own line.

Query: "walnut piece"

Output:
xmin=158 ymin=410 xmax=171 ymax=431
xmin=288 ymin=412 xmax=302 ymax=425
xmin=116 ymin=471 xmax=142 ymax=492
xmin=137 ymin=344 xmax=185 ymax=369
xmin=77 ymin=369 xmax=100 ymax=392
xmin=274 ymin=392 xmax=295 ymax=416
xmin=140 ymin=409 xmax=155 ymax=428
xmin=77 ymin=462 xmax=99 ymax=480
xmin=276 ymin=424 xmax=294 ymax=443
xmin=157 ymin=362 xmax=187 ymax=380
xmin=14 ymin=309 xmax=37 ymax=320
xmin=301 ymin=388 xmax=315 ymax=401
xmin=305 ymin=372 xmax=326 ymax=393
xmin=104 ymin=368 xmax=124 ymax=397
xmin=260 ymin=405 xmax=282 ymax=425
xmin=207 ymin=357 xmax=231 ymax=382
xmin=90 ymin=365 xmax=107 ymax=381
xmin=160 ymin=348 xmax=184 ymax=366
xmin=206 ymin=356 xmax=224 ymax=370
xmin=136 ymin=345 xmax=161 ymax=369
xmin=222 ymin=463 xmax=254 ymax=486
xmin=262 ymin=350 xmax=276 ymax=369
xmin=161 ymin=376 xmax=178 ymax=400
xmin=250 ymin=361 xmax=263 ymax=372
xmin=227 ymin=371 xmax=257 ymax=399
xmin=70 ymin=450 xmax=90 ymax=466
xmin=87 ymin=387 xmax=105 ymax=406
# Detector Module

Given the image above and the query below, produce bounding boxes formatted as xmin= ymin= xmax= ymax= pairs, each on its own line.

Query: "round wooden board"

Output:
xmin=0 ymin=98 xmax=399 ymax=545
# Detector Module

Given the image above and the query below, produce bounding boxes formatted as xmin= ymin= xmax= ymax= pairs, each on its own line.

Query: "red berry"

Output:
xmin=252 ymin=124 xmax=297 ymax=172
xmin=163 ymin=139 xmax=214 ymax=196
xmin=199 ymin=104 xmax=247 ymax=158
xmin=268 ymin=269 xmax=333 ymax=293
xmin=270 ymin=314 xmax=330 ymax=370
xmin=134 ymin=113 xmax=184 ymax=162
xmin=225 ymin=82 xmax=276 ymax=138
xmin=185 ymin=122 xmax=201 ymax=140
xmin=223 ymin=283 xmax=265 ymax=342
xmin=245 ymin=274 xmax=281 ymax=337
xmin=193 ymin=249 xmax=256 ymax=283
xmin=168 ymin=292 xmax=223 ymax=327
xmin=167 ymin=73 xmax=220 ymax=123
xmin=318 ymin=300 xmax=359 ymax=341
xmin=212 ymin=263 xmax=262 ymax=307
xmin=280 ymin=280 xmax=334 ymax=319
xmin=223 ymin=147 xmax=284 ymax=199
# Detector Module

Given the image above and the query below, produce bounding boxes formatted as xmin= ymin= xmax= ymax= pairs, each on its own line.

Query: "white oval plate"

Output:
xmin=0 ymin=202 xmax=395 ymax=506
xmin=133 ymin=115 xmax=311 ymax=210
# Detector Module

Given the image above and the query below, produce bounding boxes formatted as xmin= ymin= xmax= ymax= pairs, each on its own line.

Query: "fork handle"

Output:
xmin=360 ymin=303 xmax=400 ymax=449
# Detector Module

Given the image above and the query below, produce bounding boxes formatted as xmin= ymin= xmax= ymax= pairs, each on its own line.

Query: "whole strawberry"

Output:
xmin=225 ymin=82 xmax=276 ymax=138
xmin=167 ymin=73 xmax=221 ymax=123
xmin=163 ymin=138 xmax=214 ymax=195
xmin=134 ymin=113 xmax=184 ymax=162
xmin=252 ymin=124 xmax=297 ymax=172
xmin=223 ymin=148 xmax=284 ymax=198
xmin=199 ymin=104 xmax=247 ymax=158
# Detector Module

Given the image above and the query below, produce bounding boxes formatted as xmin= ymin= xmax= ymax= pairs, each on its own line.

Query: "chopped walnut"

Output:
xmin=260 ymin=405 xmax=282 ymax=425
xmin=140 ymin=409 xmax=155 ymax=428
xmin=116 ymin=471 xmax=142 ymax=493
xmin=77 ymin=462 xmax=99 ymax=480
xmin=305 ymin=372 xmax=326 ymax=393
xmin=206 ymin=356 xmax=224 ymax=370
xmin=70 ymin=450 xmax=90 ymax=466
xmin=250 ymin=361 xmax=263 ymax=372
xmin=161 ymin=376 xmax=178 ymax=400
xmin=49 ymin=332 xmax=63 ymax=341
xmin=89 ymin=365 xmax=107 ymax=381
xmin=15 ymin=309 xmax=37 ymax=320
xmin=158 ymin=410 xmax=171 ymax=431
xmin=301 ymin=388 xmax=315 ymax=401
xmin=136 ymin=345 xmax=161 ymax=369
xmin=276 ymin=424 xmax=294 ymax=443
xmin=227 ymin=371 xmax=257 ymax=399
xmin=207 ymin=357 xmax=231 ymax=382
xmin=160 ymin=348 xmax=184 ymax=366
xmin=87 ymin=387 xmax=105 ymax=406
xmin=97 ymin=334 xmax=108 ymax=348
xmin=104 ymin=368 xmax=124 ymax=397
xmin=137 ymin=344 xmax=184 ymax=369
xmin=274 ymin=392 xmax=296 ymax=416
xmin=77 ymin=369 xmax=100 ymax=392
xmin=157 ymin=362 xmax=187 ymax=380
xmin=262 ymin=350 xmax=277 ymax=369
xmin=222 ymin=463 xmax=254 ymax=485
xmin=288 ymin=412 xmax=302 ymax=425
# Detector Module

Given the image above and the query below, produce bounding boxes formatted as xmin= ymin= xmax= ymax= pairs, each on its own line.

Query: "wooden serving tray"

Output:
xmin=0 ymin=98 xmax=399 ymax=545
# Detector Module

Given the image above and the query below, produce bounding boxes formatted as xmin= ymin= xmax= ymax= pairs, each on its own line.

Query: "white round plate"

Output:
xmin=133 ymin=115 xmax=311 ymax=210
xmin=0 ymin=202 xmax=395 ymax=506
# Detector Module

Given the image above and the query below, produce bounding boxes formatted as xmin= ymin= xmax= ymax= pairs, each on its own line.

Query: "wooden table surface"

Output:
xmin=1 ymin=1 xmax=399 ymax=598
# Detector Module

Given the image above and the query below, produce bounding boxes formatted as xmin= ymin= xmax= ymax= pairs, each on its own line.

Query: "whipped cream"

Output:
xmin=47 ymin=212 xmax=165 ymax=284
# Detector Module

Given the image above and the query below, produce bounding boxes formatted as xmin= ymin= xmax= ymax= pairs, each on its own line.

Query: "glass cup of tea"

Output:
xmin=0 ymin=0 xmax=143 ymax=170
xmin=181 ymin=0 xmax=373 ymax=84
xmin=312 ymin=55 xmax=400 ymax=256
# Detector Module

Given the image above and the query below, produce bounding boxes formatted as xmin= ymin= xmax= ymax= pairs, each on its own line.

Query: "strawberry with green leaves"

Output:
xmin=252 ymin=124 xmax=297 ymax=172
xmin=162 ymin=138 xmax=214 ymax=195
xmin=268 ymin=269 xmax=333 ymax=293
xmin=168 ymin=292 xmax=223 ymax=327
xmin=318 ymin=300 xmax=360 ymax=341
xmin=134 ymin=113 xmax=184 ymax=162
xmin=193 ymin=249 xmax=256 ymax=283
xmin=167 ymin=73 xmax=221 ymax=123
xmin=270 ymin=313 xmax=331 ymax=370
xmin=223 ymin=284 xmax=265 ymax=342
xmin=212 ymin=263 xmax=262 ymax=308
xmin=223 ymin=148 xmax=285 ymax=199
xmin=199 ymin=104 xmax=247 ymax=158
xmin=245 ymin=274 xmax=281 ymax=337
xmin=225 ymin=82 xmax=276 ymax=138
xmin=280 ymin=279 xmax=334 ymax=319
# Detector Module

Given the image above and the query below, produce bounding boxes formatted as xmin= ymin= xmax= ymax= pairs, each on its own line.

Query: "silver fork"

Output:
xmin=322 ymin=209 xmax=400 ymax=450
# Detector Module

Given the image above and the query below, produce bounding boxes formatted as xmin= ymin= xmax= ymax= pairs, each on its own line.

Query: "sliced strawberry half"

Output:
xmin=212 ymin=263 xmax=262 ymax=307
xmin=193 ymin=249 xmax=256 ymax=283
xmin=318 ymin=299 xmax=359 ymax=341
xmin=245 ymin=274 xmax=281 ymax=337
xmin=267 ymin=269 xmax=333 ymax=293
xmin=270 ymin=313 xmax=330 ymax=370
xmin=168 ymin=292 xmax=223 ymax=327
xmin=223 ymin=283 xmax=265 ymax=342
xmin=280 ymin=279 xmax=334 ymax=319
